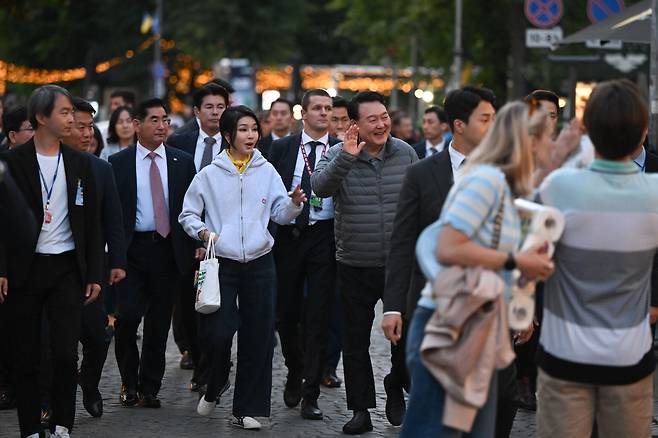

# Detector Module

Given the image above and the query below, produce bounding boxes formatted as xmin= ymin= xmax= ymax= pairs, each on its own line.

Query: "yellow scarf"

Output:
xmin=226 ymin=150 xmax=252 ymax=174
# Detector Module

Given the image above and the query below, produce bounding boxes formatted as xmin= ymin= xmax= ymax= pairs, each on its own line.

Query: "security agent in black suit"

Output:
xmin=109 ymin=98 xmax=198 ymax=409
xmin=0 ymin=162 xmax=38 ymax=412
xmin=411 ymin=106 xmax=450 ymax=159
xmin=166 ymin=83 xmax=229 ymax=380
xmin=268 ymin=89 xmax=340 ymax=420
xmin=259 ymin=98 xmax=294 ymax=159
xmin=0 ymin=85 xmax=103 ymax=437
xmin=53 ymin=98 xmax=127 ymax=418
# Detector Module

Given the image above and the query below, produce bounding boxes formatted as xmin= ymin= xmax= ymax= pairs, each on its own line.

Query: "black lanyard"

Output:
xmin=37 ymin=150 xmax=62 ymax=210
xmin=299 ymin=138 xmax=327 ymax=177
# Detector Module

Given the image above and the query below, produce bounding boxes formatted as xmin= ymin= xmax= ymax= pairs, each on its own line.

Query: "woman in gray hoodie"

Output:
xmin=179 ymin=105 xmax=306 ymax=430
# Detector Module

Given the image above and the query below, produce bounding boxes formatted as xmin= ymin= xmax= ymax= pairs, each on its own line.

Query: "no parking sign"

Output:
xmin=525 ymin=0 xmax=564 ymax=29
xmin=587 ymin=0 xmax=625 ymax=23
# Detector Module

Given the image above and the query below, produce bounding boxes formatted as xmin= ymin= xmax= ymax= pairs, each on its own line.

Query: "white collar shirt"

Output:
xmin=290 ymin=131 xmax=333 ymax=223
xmin=135 ymin=142 xmax=169 ymax=232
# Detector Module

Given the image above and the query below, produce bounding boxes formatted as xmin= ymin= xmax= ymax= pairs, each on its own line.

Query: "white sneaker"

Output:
xmin=26 ymin=434 xmax=40 ymax=438
xmin=197 ymin=396 xmax=216 ymax=416
xmin=53 ymin=425 xmax=71 ymax=438
xmin=231 ymin=415 xmax=261 ymax=430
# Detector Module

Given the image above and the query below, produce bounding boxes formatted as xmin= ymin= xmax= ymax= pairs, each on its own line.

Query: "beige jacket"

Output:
xmin=420 ymin=266 xmax=515 ymax=432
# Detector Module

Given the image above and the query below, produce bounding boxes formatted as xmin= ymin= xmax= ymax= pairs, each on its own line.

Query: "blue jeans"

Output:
xmin=400 ymin=306 xmax=498 ymax=438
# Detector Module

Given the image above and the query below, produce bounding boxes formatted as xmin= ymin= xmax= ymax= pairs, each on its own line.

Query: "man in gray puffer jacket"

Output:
xmin=312 ymin=91 xmax=418 ymax=435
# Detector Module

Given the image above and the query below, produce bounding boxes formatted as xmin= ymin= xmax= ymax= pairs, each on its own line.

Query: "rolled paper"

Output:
xmin=514 ymin=199 xmax=565 ymax=243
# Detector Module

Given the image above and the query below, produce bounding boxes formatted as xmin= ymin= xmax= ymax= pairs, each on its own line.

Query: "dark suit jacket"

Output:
xmin=0 ymin=140 xmax=104 ymax=288
xmin=109 ymin=145 xmax=197 ymax=274
xmin=167 ymin=118 xmax=228 ymax=160
xmin=91 ymin=156 xmax=127 ymax=270
xmin=383 ymin=148 xmax=453 ymax=315
xmin=645 ymin=150 xmax=658 ymax=307
xmin=412 ymin=141 xmax=426 ymax=159
xmin=268 ymin=133 xmax=340 ymax=190
xmin=258 ymin=134 xmax=274 ymax=160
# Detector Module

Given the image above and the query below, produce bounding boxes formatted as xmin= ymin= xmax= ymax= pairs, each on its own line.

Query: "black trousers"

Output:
xmin=0 ymin=298 xmax=11 ymax=394
xmin=337 ymin=262 xmax=407 ymax=411
xmin=172 ymin=272 xmax=201 ymax=375
xmin=114 ymin=233 xmax=178 ymax=396
xmin=325 ymin=285 xmax=343 ymax=370
xmin=9 ymin=252 xmax=83 ymax=436
xmin=79 ymin=296 xmax=110 ymax=392
xmin=199 ymin=253 xmax=276 ymax=417
xmin=274 ymin=220 xmax=336 ymax=401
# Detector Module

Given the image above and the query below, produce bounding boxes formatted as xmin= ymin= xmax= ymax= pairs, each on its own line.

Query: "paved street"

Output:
xmin=0 ymin=303 xmax=568 ymax=437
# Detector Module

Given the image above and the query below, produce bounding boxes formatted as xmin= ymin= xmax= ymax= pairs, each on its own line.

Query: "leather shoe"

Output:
xmin=384 ymin=374 xmax=405 ymax=426
xmin=82 ymin=389 xmax=103 ymax=417
xmin=300 ymin=398 xmax=323 ymax=420
xmin=138 ymin=393 xmax=161 ymax=408
xmin=0 ymin=389 xmax=15 ymax=410
xmin=321 ymin=367 xmax=342 ymax=388
xmin=518 ymin=377 xmax=537 ymax=411
xmin=189 ymin=380 xmax=199 ymax=392
xmin=283 ymin=375 xmax=302 ymax=408
xmin=119 ymin=385 xmax=138 ymax=407
xmin=180 ymin=351 xmax=195 ymax=370
xmin=342 ymin=410 xmax=373 ymax=435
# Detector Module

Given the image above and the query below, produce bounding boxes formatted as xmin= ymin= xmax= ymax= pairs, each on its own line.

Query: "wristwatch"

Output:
xmin=504 ymin=252 xmax=516 ymax=271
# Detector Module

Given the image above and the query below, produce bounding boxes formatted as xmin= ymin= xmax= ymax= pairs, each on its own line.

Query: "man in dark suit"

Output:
xmin=382 ymin=85 xmax=499 ymax=432
xmin=57 ymin=97 xmax=126 ymax=418
xmin=259 ymin=98 xmax=294 ymax=159
xmin=268 ymin=89 xmax=340 ymax=421
xmin=166 ymin=82 xmax=229 ymax=377
xmin=2 ymin=106 xmax=34 ymax=151
xmin=0 ymin=85 xmax=103 ymax=438
xmin=109 ymin=98 xmax=198 ymax=409
xmin=412 ymin=106 xmax=450 ymax=159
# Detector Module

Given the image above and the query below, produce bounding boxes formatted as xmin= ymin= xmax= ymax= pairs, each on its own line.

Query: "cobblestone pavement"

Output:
xmin=0 ymin=303 xmax=561 ymax=438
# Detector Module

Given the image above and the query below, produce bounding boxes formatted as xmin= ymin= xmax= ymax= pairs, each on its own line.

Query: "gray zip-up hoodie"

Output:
xmin=179 ymin=149 xmax=302 ymax=263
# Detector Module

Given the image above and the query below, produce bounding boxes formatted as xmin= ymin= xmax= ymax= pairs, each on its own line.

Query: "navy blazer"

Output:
xmin=109 ymin=145 xmax=197 ymax=274
xmin=91 ymin=156 xmax=127 ymax=270
xmin=167 ymin=118 xmax=228 ymax=161
xmin=412 ymin=141 xmax=426 ymax=159
xmin=258 ymin=133 xmax=274 ymax=160
xmin=0 ymin=140 xmax=104 ymax=287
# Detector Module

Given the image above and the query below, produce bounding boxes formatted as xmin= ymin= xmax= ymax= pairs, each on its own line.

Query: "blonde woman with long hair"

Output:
xmin=400 ymin=101 xmax=555 ymax=437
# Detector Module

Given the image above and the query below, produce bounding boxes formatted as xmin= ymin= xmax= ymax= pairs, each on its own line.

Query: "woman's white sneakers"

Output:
xmin=231 ymin=415 xmax=261 ymax=430
xmin=196 ymin=396 xmax=216 ymax=416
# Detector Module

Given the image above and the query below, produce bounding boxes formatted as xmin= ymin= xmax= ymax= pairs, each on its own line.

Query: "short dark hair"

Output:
xmin=107 ymin=106 xmax=134 ymax=144
xmin=28 ymin=84 xmax=73 ymax=128
xmin=584 ymin=79 xmax=648 ymax=160
xmin=443 ymin=85 xmax=497 ymax=131
xmin=271 ymin=98 xmax=293 ymax=113
xmin=392 ymin=112 xmax=411 ymax=127
xmin=193 ymin=83 xmax=229 ymax=109
xmin=110 ymin=90 xmax=136 ymax=107
xmin=134 ymin=98 xmax=168 ymax=121
xmin=72 ymin=97 xmax=96 ymax=115
xmin=332 ymin=96 xmax=348 ymax=110
xmin=208 ymin=78 xmax=235 ymax=94
xmin=220 ymin=105 xmax=261 ymax=148
xmin=347 ymin=91 xmax=386 ymax=120
xmin=301 ymin=89 xmax=331 ymax=111
xmin=3 ymin=105 xmax=28 ymax=135
xmin=526 ymin=89 xmax=559 ymax=109
xmin=424 ymin=105 xmax=448 ymax=124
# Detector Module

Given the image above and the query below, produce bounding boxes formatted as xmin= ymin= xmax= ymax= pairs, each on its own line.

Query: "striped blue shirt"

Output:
xmin=416 ymin=164 xmax=522 ymax=309
xmin=538 ymin=159 xmax=658 ymax=384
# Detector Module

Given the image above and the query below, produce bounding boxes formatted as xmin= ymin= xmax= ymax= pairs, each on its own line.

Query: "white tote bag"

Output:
xmin=195 ymin=233 xmax=221 ymax=314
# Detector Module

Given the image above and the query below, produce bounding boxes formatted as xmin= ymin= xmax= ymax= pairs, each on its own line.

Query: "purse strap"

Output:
xmin=490 ymin=190 xmax=506 ymax=250
xmin=205 ymin=232 xmax=216 ymax=260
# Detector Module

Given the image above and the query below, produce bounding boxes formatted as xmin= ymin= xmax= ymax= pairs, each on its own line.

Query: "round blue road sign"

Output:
xmin=525 ymin=0 xmax=564 ymax=29
xmin=587 ymin=0 xmax=625 ymax=24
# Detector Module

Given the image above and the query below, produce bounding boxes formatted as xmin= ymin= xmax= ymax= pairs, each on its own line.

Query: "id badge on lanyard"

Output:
xmin=300 ymin=140 xmax=327 ymax=212
xmin=38 ymin=151 xmax=62 ymax=231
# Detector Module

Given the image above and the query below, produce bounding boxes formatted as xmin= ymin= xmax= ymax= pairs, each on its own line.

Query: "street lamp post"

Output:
xmin=449 ymin=0 xmax=463 ymax=91
xmin=153 ymin=0 xmax=165 ymax=98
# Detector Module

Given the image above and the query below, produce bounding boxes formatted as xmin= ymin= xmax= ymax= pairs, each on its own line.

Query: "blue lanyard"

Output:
xmin=37 ymin=150 xmax=62 ymax=208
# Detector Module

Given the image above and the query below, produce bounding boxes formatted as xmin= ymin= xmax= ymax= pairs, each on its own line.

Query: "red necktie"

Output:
xmin=148 ymin=152 xmax=170 ymax=238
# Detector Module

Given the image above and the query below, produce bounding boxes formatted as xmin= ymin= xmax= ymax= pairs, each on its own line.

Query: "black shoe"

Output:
xmin=517 ymin=377 xmax=537 ymax=411
xmin=321 ymin=367 xmax=342 ymax=388
xmin=82 ymin=389 xmax=103 ymax=418
xmin=283 ymin=375 xmax=302 ymax=408
xmin=180 ymin=351 xmax=195 ymax=370
xmin=384 ymin=374 xmax=405 ymax=426
xmin=300 ymin=398 xmax=323 ymax=420
xmin=119 ymin=385 xmax=138 ymax=407
xmin=0 ymin=389 xmax=15 ymax=410
xmin=138 ymin=393 xmax=161 ymax=408
xmin=189 ymin=380 xmax=199 ymax=392
xmin=342 ymin=410 xmax=373 ymax=435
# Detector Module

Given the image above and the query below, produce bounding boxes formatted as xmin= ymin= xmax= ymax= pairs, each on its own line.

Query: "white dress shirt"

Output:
xmin=193 ymin=128 xmax=222 ymax=171
xmin=271 ymin=131 xmax=291 ymax=141
xmin=135 ymin=142 xmax=169 ymax=232
xmin=425 ymin=138 xmax=446 ymax=157
xmin=35 ymin=152 xmax=75 ymax=254
xmin=449 ymin=142 xmax=467 ymax=176
xmin=290 ymin=131 xmax=334 ymax=224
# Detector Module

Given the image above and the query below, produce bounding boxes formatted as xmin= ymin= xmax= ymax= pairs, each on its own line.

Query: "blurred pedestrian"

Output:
xmin=329 ymin=96 xmax=350 ymax=141
xmin=258 ymin=110 xmax=272 ymax=138
xmin=100 ymin=106 xmax=135 ymax=161
xmin=391 ymin=112 xmax=415 ymax=145
xmin=259 ymin=98 xmax=294 ymax=159
xmin=179 ymin=105 xmax=305 ymax=430
xmin=1 ymin=106 xmax=34 ymax=151
xmin=412 ymin=106 xmax=450 ymax=159
xmin=97 ymin=90 xmax=135 ymax=143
